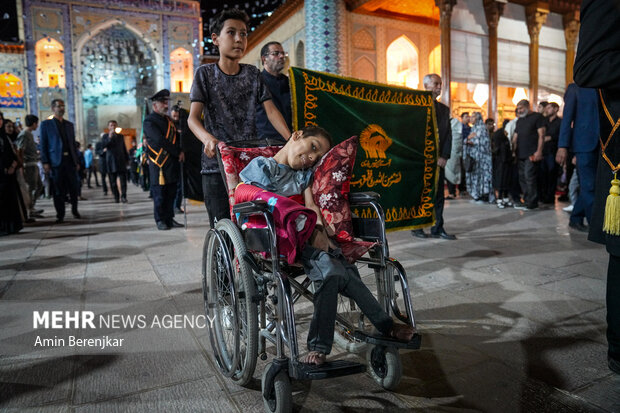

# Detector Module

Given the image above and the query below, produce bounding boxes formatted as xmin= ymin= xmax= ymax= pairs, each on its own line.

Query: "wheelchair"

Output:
xmin=201 ymin=140 xmax=421 ymax=413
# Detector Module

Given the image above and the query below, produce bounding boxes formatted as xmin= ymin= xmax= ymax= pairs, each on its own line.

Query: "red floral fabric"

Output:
xmin=312 ymin=136 xmax=375 ymax=262
xmin=218 ymin=142 xmax=282 ymax=217
xmin=312 ymin=136 xmax=358 ymax=239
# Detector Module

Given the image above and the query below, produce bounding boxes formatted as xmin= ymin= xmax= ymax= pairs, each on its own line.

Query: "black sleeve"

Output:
xmin=189 ymin=66 xmax=208 ymax=103
xmin=536 ymin=114 xmax=546 ymax=130
xmin=437 ymin=103 xmax=452 ymax=159
xmin=257 ymin=71 xmax=272 ymax=104
xmin=573 ymin=0 xmax=620 ymax=91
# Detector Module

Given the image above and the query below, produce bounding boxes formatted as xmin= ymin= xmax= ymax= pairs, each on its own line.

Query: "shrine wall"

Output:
xmin=19 ymin=0 xmax=201 ymax=143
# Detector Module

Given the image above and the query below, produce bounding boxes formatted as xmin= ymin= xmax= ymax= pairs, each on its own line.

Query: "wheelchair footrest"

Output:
xmin=292 ymin=359 xmax=366 ymax=380
xmin=353 ymin=331 xmax=422 ymax=350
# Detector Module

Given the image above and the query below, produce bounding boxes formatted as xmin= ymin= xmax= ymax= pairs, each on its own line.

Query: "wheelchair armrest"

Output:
xmin=349 ymin=192 xmax=380 ymax=205
xmin=232 ymin=200 xmax=269 ymax=215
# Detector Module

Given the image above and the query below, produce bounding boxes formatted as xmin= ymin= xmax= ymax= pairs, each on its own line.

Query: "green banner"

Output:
xmin=289 ymin=67 xmax=438 ymax=231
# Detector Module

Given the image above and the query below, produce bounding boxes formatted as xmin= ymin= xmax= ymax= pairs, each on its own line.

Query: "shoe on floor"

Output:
xmin=411 ymin=229 xmax=427 ymax=239
xmin=563 ymin=205 xmax=574 ymax=213
xmin=175 ymin=207 xmax=185 ymax=214
xmin=72 ymin=211 xmax=81 ymax=219
xmin=514 ymin=202 xmax=528 ymax=210
xmin=431 ymin=230 xmax=457 ymax=240
xmin=156 ymin=221 xmax=170 ymax=231
xmin=569 ymin=221 xmax=589 ymax=232
xmin=55 ymin=218 xmax=64 ymax=224
xmin=30 ymin=208 xmax=44 ymax=215
xmin=168 ymin=219 xmax=184 ymax=228
xmin=121 ymin=197 xmax=127 ymax=203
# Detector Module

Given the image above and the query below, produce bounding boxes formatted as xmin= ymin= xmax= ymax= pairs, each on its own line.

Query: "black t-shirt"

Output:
xmin=189 ymin=63 xmax=272 ymax=174
xmin=515 ymin=112 xmax=546 ymax=159
xmin=543 ymin=116 xmax=561 ymax=155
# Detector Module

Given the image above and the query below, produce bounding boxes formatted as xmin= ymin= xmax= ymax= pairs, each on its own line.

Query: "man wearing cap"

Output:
xmin=40 ymin=99 xmax=81 ymax=224
xmin=142 ymin=89 xmax=185 ymax=230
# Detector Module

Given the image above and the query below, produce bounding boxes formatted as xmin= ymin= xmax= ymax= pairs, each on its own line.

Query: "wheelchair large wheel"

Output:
xmin=366 ymin=345 xmax=402 ymax=390
xmin=203 ymin=219 xmax=258 ymax=386
xmin=333 ymin=295 xmax=372 ymax=353
xmin=262 ymin=362 xmax=292 ymax=413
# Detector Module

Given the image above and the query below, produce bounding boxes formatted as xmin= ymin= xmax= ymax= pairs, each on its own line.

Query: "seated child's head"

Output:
xmin=277 ymin=126 xmax=333 ymax=170
xmin=210 ymin=9 xmax=250 ymax=59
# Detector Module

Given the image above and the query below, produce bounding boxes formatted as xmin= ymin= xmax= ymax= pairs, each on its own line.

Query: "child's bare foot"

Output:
xmin=301 ymin=351 xmax=326 ymax=365
xmin=389 ymin=324 xmax=415 ymax=341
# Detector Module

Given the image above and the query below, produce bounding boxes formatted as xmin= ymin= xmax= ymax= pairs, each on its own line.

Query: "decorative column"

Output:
xmin=483 ymin=0 xmax=505 ymax=121
xmin=435 ymin=0 xmax=456 ymax=108
xmin=563 ymin=11 xmax=580 ymax=86
xmin=305 ymin=0 xmax=347 ymax=74
xmin=526 ymin=2 xmax=548 ymax=105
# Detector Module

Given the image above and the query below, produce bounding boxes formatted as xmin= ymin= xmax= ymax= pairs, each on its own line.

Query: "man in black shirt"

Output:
xmin=513 ymin=99 xmax=546 ymax=210
xmin=256 ymin=41 xmax=292 ymax=143
xmin=102 ymin=120 xmax=129 ymax=203
xmin=539 ymin=102 xmax=561 ymax=203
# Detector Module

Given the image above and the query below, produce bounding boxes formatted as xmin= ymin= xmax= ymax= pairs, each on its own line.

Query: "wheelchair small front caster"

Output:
xmin=366 ymin=345 xmax=402 ymax=390
xmin=262 ymin=361 xmax=292 ymax=413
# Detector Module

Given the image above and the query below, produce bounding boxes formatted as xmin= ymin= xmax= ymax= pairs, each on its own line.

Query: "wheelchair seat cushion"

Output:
xmin=218 ymin=142 xmax=283 ymax=217
xmin=235 ymin=184 xmax=317 ymax=265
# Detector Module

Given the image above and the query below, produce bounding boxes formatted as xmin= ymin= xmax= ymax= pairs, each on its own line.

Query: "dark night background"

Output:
xmin=0 ymin=1 xmax=285 ymax=55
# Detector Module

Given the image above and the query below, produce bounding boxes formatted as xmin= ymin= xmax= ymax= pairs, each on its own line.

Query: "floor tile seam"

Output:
xmin=0 ymin=226 xmax=50 ymax=300
xmin=534 ymin=275 xmax=607 ymax=305
xmin=67 ymin=375 xmax=228 ymax=408
xmin=437 ymin=286 xmax=606 ymax=327
xmin=407 ymin=337 xmax=604 ymax=412
xmin=534 ymin=382 xmax=610 ymax=413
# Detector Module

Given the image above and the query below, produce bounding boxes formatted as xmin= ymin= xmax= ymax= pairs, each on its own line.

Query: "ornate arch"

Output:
xmin=386 ymin=35 xmax=419 ymax=89
xmin=352 ymin=56 xmax=376 ymax=82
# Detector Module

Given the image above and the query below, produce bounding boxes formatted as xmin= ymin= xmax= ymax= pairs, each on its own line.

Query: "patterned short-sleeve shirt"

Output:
xmin=190 ymin=63 xmax=272 ymax=174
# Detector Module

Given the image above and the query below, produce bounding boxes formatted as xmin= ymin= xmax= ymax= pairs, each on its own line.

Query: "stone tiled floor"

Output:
xmin=1 ymin=184 xmax=618 ymax=412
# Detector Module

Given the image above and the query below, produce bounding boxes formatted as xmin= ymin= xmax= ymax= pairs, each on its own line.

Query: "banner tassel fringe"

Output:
xmin=603 ymin=173 xmax=620 ymax=235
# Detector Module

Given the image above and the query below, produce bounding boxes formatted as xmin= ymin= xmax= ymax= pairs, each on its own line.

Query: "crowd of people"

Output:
xmin=1 ymin=3 xmax=618 ymax=375
xmin=439 ymin=91 xmax=596 ymax=234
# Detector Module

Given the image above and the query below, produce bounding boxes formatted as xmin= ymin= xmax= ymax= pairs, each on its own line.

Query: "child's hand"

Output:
xmin=203 ymin=138 xmax=219 ymax=158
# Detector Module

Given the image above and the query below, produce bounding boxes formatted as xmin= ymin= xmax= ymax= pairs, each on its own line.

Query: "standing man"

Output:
xmin=539 ymin=102 xmax=561 ymax=204
xmin=102 ymin=120 xmax=129 ymax=203
xmin=512 ymin=99 xmax=546 ymax=210
xmin=95 ymin=133 xmax=109 ymax=195
xmin=412 ymin=74 xmax=455 ymax=240
xmin=15 ymin=114 xmax=44 ymax=218
xmin=572 ymin=0 xmax=620 ymax=375
xmin=256 ymin=41 xmax=292 ymax=143
xmin=556 ymin=83 xmax=600 ymax=232
xmin=39 ymin=99 xmax=80 ymax=223
xmin=143 ymin=89 xmax=184 ymax=230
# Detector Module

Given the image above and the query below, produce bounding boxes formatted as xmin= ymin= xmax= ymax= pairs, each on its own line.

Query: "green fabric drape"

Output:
xmin=289 ymin=67 xmax=439 ymax=231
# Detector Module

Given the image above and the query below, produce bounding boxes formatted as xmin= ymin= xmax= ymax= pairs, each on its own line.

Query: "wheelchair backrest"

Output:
xmin=217 ymin=140 xmax=284 ymax=218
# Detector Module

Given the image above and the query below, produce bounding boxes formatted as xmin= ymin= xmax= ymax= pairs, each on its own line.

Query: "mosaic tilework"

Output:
xmin=304 ymin=0 xmax=346 ymax=74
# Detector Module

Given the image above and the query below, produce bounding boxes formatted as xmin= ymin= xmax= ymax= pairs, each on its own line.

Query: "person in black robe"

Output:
xmin=573 ymin=0 xmax=620 ymax=375
xmin=0 ymin=113 xmax=23 ymax=235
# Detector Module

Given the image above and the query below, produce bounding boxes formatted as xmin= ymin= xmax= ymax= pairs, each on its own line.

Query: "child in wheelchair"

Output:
xmin=239 ymin=126 xmax=415 ymax=365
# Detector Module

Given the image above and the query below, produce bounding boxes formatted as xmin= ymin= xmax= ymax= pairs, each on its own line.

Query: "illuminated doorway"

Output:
xmin=386 ymin=35 xmax=419 ymax=89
